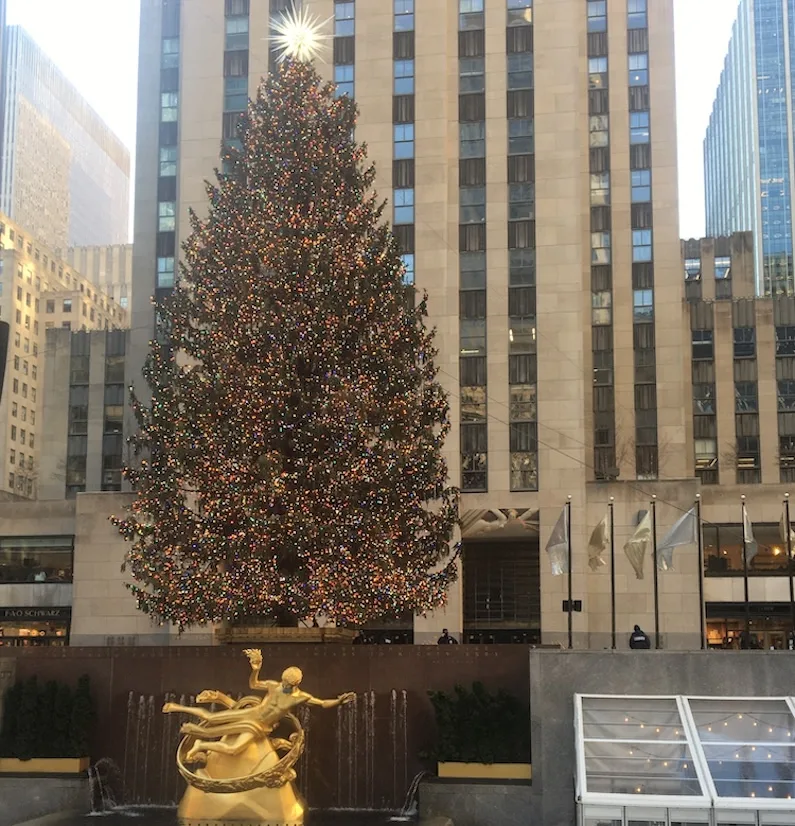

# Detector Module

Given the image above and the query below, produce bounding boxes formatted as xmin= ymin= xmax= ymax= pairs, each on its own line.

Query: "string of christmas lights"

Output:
xmin=112 ymin=59 xmax=460 ymax=630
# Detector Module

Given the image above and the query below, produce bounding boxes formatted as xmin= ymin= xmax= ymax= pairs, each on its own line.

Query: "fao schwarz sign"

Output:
xmin=0 ymin=607 xmax=70 ymax=621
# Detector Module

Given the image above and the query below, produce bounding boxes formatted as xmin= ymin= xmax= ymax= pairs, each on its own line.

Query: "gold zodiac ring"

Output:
xmin=175 ymin=712 xmax=306 ymax=794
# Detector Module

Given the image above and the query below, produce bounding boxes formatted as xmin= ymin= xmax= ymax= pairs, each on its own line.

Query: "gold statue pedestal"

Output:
xmin=164 ymin=651 xmax=355 ymax=826
xmin=178 ymin=738 xmax=304 ymax=826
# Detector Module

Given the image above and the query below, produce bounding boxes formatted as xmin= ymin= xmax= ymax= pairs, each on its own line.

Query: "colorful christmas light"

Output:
xmin=113 ymin=60 xmax=460 ymax=631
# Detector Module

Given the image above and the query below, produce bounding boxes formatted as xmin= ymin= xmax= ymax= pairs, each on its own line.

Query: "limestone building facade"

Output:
xmin=0 ymin=214 xmax=127 ymax=500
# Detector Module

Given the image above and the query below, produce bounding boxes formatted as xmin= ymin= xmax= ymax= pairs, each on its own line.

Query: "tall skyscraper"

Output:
xmin=704 ymin=0 xmax=795 ymax=296
xmin=132 ymin=0 xmax=693 ymax=647
xmin=0 ymin=26 xmax=131 ymax=251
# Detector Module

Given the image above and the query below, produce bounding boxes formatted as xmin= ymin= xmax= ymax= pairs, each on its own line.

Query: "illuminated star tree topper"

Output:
xmin=269 ymin=3 xmax=331 ymax=64
xmin=114 ymin=58 xmax=460 ymax=631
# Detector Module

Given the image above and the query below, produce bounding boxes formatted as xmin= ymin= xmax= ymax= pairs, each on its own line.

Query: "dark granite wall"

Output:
xmin=0 ymin=645 xmax=529 ymax=810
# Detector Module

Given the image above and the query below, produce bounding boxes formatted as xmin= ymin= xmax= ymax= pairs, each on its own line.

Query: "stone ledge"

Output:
xmin=419 ymin=779 xmax=531 ymax=826
xmin=0 ymin=777 xmax=88 ymax=826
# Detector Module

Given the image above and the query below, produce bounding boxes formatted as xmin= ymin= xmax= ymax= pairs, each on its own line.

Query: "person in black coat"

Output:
xmin=629 ymin=625 xmax=651 ymax=649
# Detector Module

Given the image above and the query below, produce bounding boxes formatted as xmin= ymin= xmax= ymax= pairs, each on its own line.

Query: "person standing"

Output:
xmin=629 ymin=625 xmax=651 ymax=649
xmin=437 ymin=628 xmax=459 ymax=645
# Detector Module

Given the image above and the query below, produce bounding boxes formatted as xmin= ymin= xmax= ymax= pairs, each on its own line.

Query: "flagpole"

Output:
xmin=651 ymin=495 xmax=660 ymax=649
xmin=742 ymin=495 xmax=750 ymax=640
xmin=786 ymin=493 xmax=795 ymax=640
xmin=567 ymin=494 xmax=573 ymax=650
xmin=696 ymin=493 xmax=705 ymax=650
xmin=609 ymin=496 xmax=616 ymax=650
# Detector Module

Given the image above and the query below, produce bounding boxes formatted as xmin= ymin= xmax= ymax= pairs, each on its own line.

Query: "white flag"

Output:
xmin=587 ymin=513 xmax=610 ymax=572
xmin=624 ymin=511 xmax=652 ymax=580
xmin=743 ymin=505 xmax=758 ymax=563
xmin=779 ymin=511 xmax=795 ymax=554
xmin=656 ymin=507 xmax=698 ymax=571
xmin=546 ymin=507 xmax=569 ymax=576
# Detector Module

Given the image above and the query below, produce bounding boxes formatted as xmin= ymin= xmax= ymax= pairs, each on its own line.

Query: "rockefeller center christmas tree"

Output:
xmin=114 ymin=53 xmax=459 ymax=630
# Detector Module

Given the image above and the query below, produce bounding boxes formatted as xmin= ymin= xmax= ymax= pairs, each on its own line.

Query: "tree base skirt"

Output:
xmin=215 ymin=627 xmax=358 ymax=644
xmin=0 ymin=756 xmax=90 ymax=774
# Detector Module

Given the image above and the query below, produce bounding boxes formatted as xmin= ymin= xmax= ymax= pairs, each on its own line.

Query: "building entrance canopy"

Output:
xmin=575 ymin=694 xmax=795 ymax=825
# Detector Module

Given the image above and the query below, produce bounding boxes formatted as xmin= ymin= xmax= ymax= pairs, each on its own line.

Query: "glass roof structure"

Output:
xmin=575 ymin=695 xmax=795 ymax=826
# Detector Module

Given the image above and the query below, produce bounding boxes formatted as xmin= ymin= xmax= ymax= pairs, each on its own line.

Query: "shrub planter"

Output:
xmin=0 ymin=757 xmax=90 ymax=774
xmin=437 ymin=761 xmax=531 ymax=781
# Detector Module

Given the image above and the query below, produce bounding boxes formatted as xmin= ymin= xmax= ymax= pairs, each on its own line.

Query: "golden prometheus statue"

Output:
xmin=163 ymin=648 xmax=356 ymax=826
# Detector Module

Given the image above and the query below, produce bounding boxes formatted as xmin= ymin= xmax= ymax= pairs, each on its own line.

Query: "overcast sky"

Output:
xmin=7 ymin=0 xmax=741 ymax=240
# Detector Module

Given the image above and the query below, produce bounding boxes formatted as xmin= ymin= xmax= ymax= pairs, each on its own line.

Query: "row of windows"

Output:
xmin=10 ymin=357 xmax=37 ymax=379
xmin=8 ymin=426 xmax=34 ymax=447
xmin=684 ymin=256 xmax=731 ymax=281
xmin=460 ymin=0 xmax=532 ymax=31
xmin=9 ymin=404 xmax=35 ymax=424
xmin=692 ymin=326 xmax=795 ymax=360
xmin=588 ymin=0 xmax=646 ymax=32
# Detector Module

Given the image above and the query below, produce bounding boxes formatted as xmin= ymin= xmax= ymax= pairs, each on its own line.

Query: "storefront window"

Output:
xmin=0 ymin=536 xmax=74 ymax=582
xmin=706 ymin=604 xmax=793 ymax=650
xmin=0 ymin=607 xmax=70 ymax=646
xmin=703 ymin=523 xmax=792 ymax=576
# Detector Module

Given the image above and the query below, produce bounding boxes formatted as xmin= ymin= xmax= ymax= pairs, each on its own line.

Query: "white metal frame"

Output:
xmin=574 ymin=694 xmax=795 ymax=814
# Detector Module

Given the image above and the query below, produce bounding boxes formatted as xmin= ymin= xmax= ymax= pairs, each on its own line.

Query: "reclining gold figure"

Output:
xmin=163 ymin=648 xmax=355 ymax=825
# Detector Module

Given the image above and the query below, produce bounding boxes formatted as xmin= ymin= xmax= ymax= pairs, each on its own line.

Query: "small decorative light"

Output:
xmin=640 ymin=724 xmax=645 ymax=729
xmin=751 ymin=746 xmax=756 ymax=751
xmin=735 ymin=753 xmax=740 ymax=759
xmin=655 ymin=727 xmax=660 ymax=733
xmin=751 ymin=792 xmax=756 ymax=798
xmin=768 ymin=786 xmax=773 ymax=792
xmin=624 ymin=717 xmax=629 ymax=723
xmin=738 ymin=714 xmax=743 ymax=719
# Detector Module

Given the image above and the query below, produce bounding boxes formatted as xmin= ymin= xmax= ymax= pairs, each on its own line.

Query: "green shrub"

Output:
xmin=0 ymin=675 xmax=94 ymax=760
xmin=427 ymin=681 xmax=530 ymax=764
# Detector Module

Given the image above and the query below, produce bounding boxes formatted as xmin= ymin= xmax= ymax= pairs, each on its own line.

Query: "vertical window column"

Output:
xmin=627 ymin=0 xmax=657 ymax=480
xmin=155 ymin=0 xmax=181 ymax=299
xmin=66 ymin=334 xmax=90 ymax=499
xmin=776 ymin=309 xmax=795 ymax=481
xmin=333 ymin=1 xmax=355 ymax=98
xmin=586 ymin=0 xmax=614 ymax=480
xmin=102 ymin=331 xmax=127 ymax=492
xmin=691 ymin=305 xmax=718 ymax=484
xmin=393 ymin=1 xmax=415 ymax=291
xmin=459 ymin=0 xmax=487 ymax=492
xmin=268 ymin=0 xmax=291 ymax=70
xmin=507 ymin=0 xmax=536 ymax=491
xmin=732 ymin=302 xmax=760 ymax=483
xmin=222 ymin=0 xmax=250 ymax=155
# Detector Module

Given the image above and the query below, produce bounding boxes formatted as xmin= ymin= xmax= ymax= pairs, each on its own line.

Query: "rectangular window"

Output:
xmin=62 ymin=298 xmax=72 ymax=313
xmin=459 ymin=57 xmax=485 ymax=94
xmin=632 ymin=229 xmax=653 ymax=262
xmin=630 ymin=111 xmax=650 ymax=144
xmin=461 ymin=251 xmax=487 ymax=290
xmin=160 ymin=146 xmax=177 ymax=177
xmin=694 ymin=438 xmax=717 ymax=470
xmin=592 ymin=290 xmax=612 ymax=325
xmin=508 ymin=118 xmax=533 ymax=155
xmin=509 ymin=183 xmax=534 ymax=221
xmin=460 ymin=121 xmax=486 ymax=158
xmin=394 ymin=59 xmax=414 ymax=95
xmin=715 ymin=256 xmax=731 ymax=279
xmin=628 ymin=53 xmax=648 ymax=86
xmin=162 ymin=37 xmax=179 ymax=69
xmin=394 ymin=123 xmax=414 ymax=159
xmin=589 ymin=114 xmax=609 ymax=148
xmin=224 ymin=76 xmax=248 ymax=112
xmin=460 ymin=187 xmax=486 ymax=224
xmin=733 ymin=327 xmax=755 ymax=359
xmin=590 ymin=171 xmax=610 ymax=206
xmin=225 ymin=14 xmax=249 ymax=50
xmin=628 ymin=0 xmax=648 ymax=29
xmin=508 ymin=0 xmax=533 ymax=26
xmin=779 ymin=379 xmax=795 ymax=410
xmin=692 ymin=330 xmax=714 ymax=360
xmin=591 ymin=231 xmax=611 ymax=265
xmin=157 ymin=256 xmax=176 ymax=289
xmin=777 ymin=326 xmax=795 ymax=356
xmin=395 ymin=0 xmax=414 ymax=31
xmin=394 ymin=188 xmax=415 ymax=224
xmin=684 ymin=257 xmax=701 ymax=281
xmin=161 ymin=92 xmax=178 ymax=122
xmin=459 ymin=0 xmax=485 ymax=31
xmin=400 ymin=253 xmax=415 ymax=286
xmin=633 ymin=289 xmax=654 ymax=321
xmin=587 ymin=0 xmax=607 ymax=32
xmin=334 ymin=64 xmax=354 ymax=97
xmin=507 ymin=53 xmax=533 ymax=90
xmin=335 ymin=1 xmax=355 ymax=36
xmin=158 ymin=201 xmax=176 ymax=232
xmin=735 ymin=381 xmax=758 ymax=413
